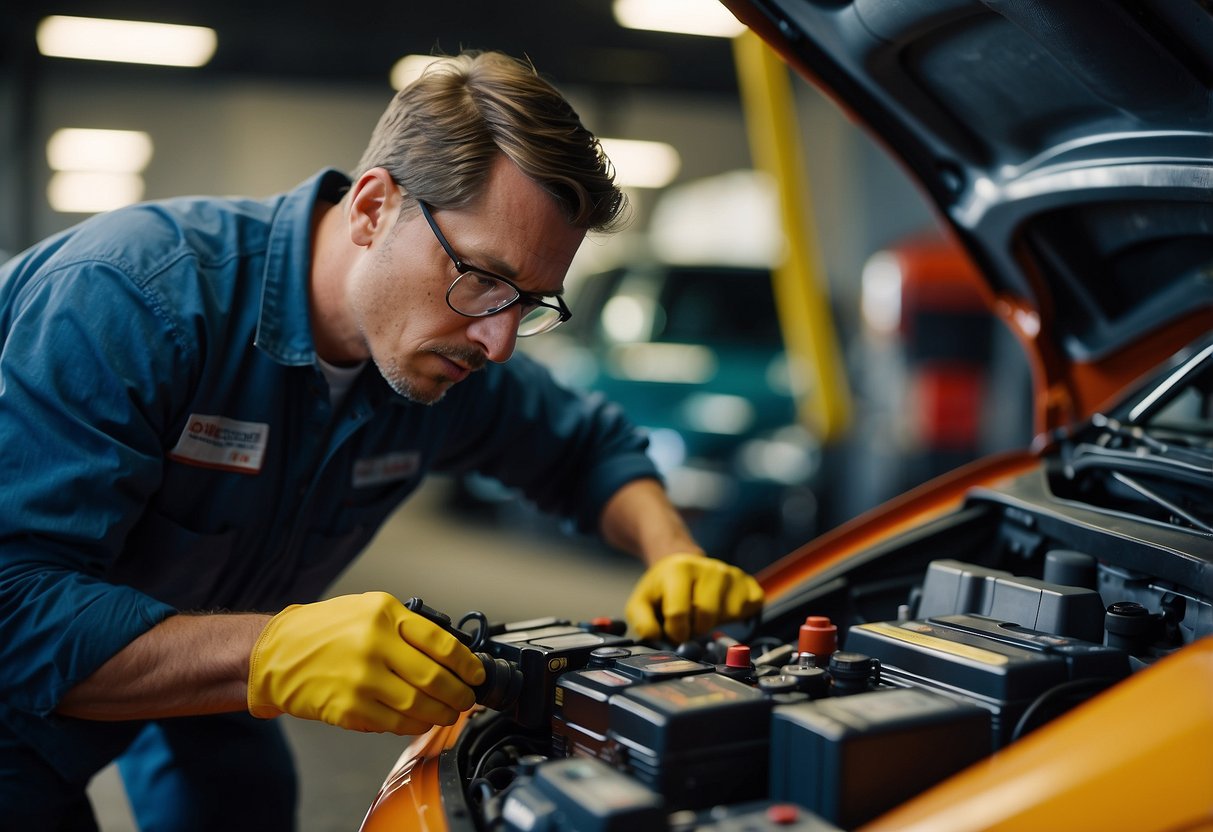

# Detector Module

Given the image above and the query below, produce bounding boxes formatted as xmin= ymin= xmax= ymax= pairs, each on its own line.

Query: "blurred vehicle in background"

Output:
xmin=457 ymin=260 xmax=823 ymax=573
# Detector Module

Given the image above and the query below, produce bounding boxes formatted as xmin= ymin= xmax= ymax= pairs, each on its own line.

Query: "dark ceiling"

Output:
xmin=2 ymin=1 xmax=743 ymax=99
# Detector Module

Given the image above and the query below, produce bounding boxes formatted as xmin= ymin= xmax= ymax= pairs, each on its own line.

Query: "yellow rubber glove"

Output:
xmin=624 ymin=553 xmax=764 ymax=645
xmin=247 ymin=591 xmax=485 ymax=735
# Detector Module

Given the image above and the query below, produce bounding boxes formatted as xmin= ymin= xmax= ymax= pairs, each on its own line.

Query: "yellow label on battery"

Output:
xmin=856 ymin=621 xmax=1009 ymax=666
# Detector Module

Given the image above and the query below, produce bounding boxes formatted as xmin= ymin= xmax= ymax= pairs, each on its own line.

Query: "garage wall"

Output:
xmin=8 ymin=61 xmax=938 ymax=308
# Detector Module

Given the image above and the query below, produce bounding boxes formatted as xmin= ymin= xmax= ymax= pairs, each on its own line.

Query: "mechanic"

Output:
xmin=0 ymin=50 xmax=763 ymax=829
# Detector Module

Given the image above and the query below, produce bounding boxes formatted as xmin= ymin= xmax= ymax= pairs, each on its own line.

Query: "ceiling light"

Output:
xmin=36 ymin=16 xmax=217 ymax=68
xmin=47 ymin=171 xmax=145 ymax=214
xmin=599 ymin=138 xmax=681 ymax=189
xmin=47 ymin=128 xmax=154 ymax=174
xmin=612 ymin=0 xmax=747 ymax=38
xmin=649 ymin=169 xmax=783 ymax=267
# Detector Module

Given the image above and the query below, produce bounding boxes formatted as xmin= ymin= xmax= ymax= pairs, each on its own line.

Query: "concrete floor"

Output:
xmin=86 ymin=477 xmax=646 ymax=831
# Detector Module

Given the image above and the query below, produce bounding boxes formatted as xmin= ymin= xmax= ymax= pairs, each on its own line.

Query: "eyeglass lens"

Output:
xmin=448 ymin=272 xmax=563 ymax=336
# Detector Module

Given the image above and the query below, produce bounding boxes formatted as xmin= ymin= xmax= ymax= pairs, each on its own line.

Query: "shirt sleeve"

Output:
xmin=432 ymin=352 xmax=661 ymax=535
xmin=0 ymin=254 xmax=180 ymax=716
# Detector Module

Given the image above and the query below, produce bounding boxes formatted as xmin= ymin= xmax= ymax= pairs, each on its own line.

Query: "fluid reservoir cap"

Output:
xmin=798 ymin=615 xmax=838 ymax=658
xmin=725 ymin=644 xmax=752 ymax=668
xmin=779 ymin=664 xmax=829 ymax=697
xmin=828 ymin=651 xmax=873 ymax=674
xmin=1105 ymin=602 xmax=1158 ymax=637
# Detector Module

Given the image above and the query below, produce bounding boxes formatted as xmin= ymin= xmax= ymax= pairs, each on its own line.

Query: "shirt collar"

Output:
xmin=254 ymin=168 xmax=351 ymax=366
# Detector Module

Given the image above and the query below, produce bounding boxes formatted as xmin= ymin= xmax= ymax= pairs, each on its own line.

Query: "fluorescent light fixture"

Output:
xmin=599 ymin=138 xmax=681 ymax=189
xmin=612 ymin=0 xmax=747 ymax=38
xmin=650 ymin=169 xmax=783 ymax=267
xmin=36 ymin=16 xmax=217 ymax=67
xmin=48 ymin=171 xmax=145 ymax=213
xmin=47 ymin=128 xmax=153 ymax=174
xmin=390 ymin=54 xmax=447 ymax=91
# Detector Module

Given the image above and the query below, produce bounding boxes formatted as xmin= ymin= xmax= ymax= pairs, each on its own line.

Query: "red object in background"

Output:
xmin=913 ymin=364 xmax=986 ymax=451
xmin=894 ymin=233 xmax=993 ymax=460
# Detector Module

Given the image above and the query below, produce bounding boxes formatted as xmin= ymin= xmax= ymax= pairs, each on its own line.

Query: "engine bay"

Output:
xmin=426 ymin=455 xmax=1213 ymax=832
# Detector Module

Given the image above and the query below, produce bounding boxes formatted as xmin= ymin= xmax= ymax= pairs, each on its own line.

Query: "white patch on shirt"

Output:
xmin=169 ymin=414 xmax=269 ymax=474
xmin=352 ymin=451 xmax=420 ymax=488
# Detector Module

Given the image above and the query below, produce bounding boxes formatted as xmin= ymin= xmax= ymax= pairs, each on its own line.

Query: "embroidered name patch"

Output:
xmin=169 ymin=414 xmax=269 ymax=474
xmin=352 ymin=451 xmax=420 ymax=488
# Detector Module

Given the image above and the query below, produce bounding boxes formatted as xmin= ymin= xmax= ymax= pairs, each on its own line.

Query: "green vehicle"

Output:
xmin=482 ymin=260 xmax=823 ymax=573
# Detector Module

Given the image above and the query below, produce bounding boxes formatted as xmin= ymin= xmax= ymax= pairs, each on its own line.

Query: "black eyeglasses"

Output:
xmin=417 ymin=200 xmax=572 ymax=337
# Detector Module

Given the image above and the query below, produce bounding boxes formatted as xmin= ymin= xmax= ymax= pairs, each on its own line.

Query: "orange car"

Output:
xmin=361 ymin=1 xmax=1213 ymax=830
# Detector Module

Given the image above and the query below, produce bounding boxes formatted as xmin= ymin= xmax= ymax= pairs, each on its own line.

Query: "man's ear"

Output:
xmin=346 ymin=167 xmax=400 ymax=247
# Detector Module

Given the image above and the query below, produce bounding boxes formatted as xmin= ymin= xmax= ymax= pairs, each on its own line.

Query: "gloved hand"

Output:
xmin=624 ymin=553 xmax=764 ymax=645
xmin=247 ymin=591 xmax=486 ymax=735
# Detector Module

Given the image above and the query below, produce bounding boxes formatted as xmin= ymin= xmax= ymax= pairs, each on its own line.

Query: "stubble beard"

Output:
xmin=375 ymin=345 xmax=487 ymax=405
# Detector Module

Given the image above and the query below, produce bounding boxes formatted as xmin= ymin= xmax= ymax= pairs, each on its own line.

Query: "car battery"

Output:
xmin=844 ymin=613 xmax=1129 ymax=745
xmin=608 ymin=673 xmax=773 ymax=810
xmin=769 ymin=687 xmax=990 ymax=829
xmin=486 ymin=621 xmax=634 ymax=729
xmin=552 ymin=648 xmax=715 ymax=759
xmin=501 ymin=756 xmax=666 ymax=832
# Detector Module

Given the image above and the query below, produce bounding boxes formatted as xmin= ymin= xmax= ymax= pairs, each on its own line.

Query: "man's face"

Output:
xmin=347 ymin=156 xmax=586 ymax=404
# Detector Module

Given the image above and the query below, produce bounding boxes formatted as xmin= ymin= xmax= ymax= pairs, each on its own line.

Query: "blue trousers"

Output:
xmin=0 ymin=713 xmax=297 ymax=830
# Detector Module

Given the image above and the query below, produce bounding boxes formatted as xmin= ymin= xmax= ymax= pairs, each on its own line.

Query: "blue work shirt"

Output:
xmin=0 ymin=169 xmax=657 ymax=782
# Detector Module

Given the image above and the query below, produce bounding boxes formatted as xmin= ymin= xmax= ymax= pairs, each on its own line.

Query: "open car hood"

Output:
xmin=722 ymin=0 xmax=1213 ymax=431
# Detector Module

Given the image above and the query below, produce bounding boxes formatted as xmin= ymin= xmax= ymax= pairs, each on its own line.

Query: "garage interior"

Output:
xmin=0 ymin=3 xmax=1038 ymax=829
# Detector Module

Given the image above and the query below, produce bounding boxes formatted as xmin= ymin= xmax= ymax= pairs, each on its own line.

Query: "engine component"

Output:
xmin=608 ymin=673 xmax=773 ymax=810
xmin=797 ymin=616 xmax=838 ymax=659
xmin=488 ymin=621 xmax=634 ymax=728
xmin=477 ymin=653 xmax=526 ymax=712
xmin=824 ymin=652 xmax=880 ymax=696
xmin=845 ymin=614 xmax=1128 ymax=744
xmin=500 ymin=756 xmax=666 ymax=832
xmin=769 ymin=687 xmax=990 ymax=828
xmin=915 ymin=559 xmax=1106 ymax=642
xmin=552 ymin=648 xmax=714 ymax=758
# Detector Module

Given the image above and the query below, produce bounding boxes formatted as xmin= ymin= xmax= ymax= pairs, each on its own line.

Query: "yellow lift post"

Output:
xmin=732 ymin=30 xmax=852 ymax=443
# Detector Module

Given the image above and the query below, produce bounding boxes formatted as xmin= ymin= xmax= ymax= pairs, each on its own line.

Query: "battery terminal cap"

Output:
xmin=798 ymin=615 xmax=838 ymax=658
xmin=725 ymin=644 xmax=752 ymax=668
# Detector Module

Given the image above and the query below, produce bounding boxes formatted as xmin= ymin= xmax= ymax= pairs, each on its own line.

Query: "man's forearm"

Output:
xmin=599 ymin=477 xmax=703 ymax=565
xmin=56 ymin=612 xmax=270 ymax=721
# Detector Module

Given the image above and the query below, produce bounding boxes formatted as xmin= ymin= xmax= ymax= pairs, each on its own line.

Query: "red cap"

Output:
xmin=725 ymin=644 xmax=752 ymax=668
xmin=798 ymin=615 xmax=838 ymax=658
xmin=766 ymin=805 xmax=800 ymax=825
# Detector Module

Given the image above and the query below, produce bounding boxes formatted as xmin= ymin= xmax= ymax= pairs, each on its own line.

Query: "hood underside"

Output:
xmin=724 ymin=0 xmax=1213 ymax=370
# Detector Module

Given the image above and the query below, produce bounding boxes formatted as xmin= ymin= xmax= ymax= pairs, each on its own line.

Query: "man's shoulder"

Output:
xmin=74 ymin=192 xmax=279 ymax=275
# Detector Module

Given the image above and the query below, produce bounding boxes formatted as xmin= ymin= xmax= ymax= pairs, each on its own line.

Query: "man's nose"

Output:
xmin=466 ymin=308 xmax=519 ymax=363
